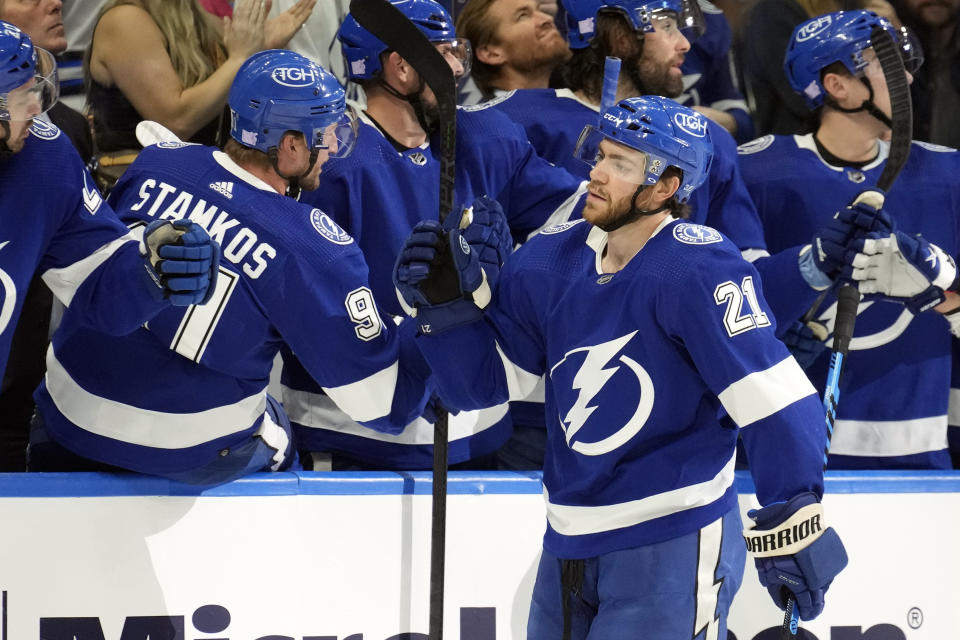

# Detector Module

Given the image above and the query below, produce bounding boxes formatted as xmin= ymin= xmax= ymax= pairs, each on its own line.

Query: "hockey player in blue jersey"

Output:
xmin=0 ymin=21 xmax=217 ymax=379
xmin=395 ymin=96 xmax=847 ymax=638
xmin=28 ymin=50 xmax=437 ymax=486
xmin=738 ymin=9 xmax=960 ymax=469
xmin=281 ymin=0 xmax=587 ymax=470
xmin=678 ymin=0 xmax=754 ymax=143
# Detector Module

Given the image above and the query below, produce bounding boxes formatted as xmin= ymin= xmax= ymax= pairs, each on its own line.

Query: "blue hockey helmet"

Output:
xmin=338 ymin=0 xmax=472 ymax=81
xmin=228 ymin=49 xmax=357 ymax=159
xmin=0 ymin=21 xmax=59 ymax=121
xmin=573 ymin=95 xmax=713 ymax=203
xmin=562 ymin=0 xmax=705 ymax=50
xmin=785 ymin=10 xmax=924 ymax=108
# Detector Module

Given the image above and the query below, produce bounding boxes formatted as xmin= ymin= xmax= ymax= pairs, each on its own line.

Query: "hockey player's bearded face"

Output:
xmin=0 ymin=79 xmax=43 ymax=155
xmin=626 ymin=16 xmax=690 ymax=98
xmin=583 ymin=140 xmax=651 ymax=228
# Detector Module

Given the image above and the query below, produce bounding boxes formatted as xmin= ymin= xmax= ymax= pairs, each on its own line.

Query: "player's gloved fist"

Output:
xmin=393 ymin=216 xmax=491 ymax=334
xmin=461 ymin=195 xmax=513 ymax=290
xmin=745 ymin=492 xmax=848 ymax=621
xmin=809 ymin=190 xmax=891 ymax=283
xmin=140 ymin=219 xmax=220 ymax=306
xmin=851 ymin=230 xmax=960 ymax=314
xmin=781 ymin=320 xmax=828 ymax=369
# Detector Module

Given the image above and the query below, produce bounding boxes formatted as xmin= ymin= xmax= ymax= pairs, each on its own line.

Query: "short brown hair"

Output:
xmin=559 ymin=10 xmax=635 ymax=102
xmin=224 ymin=138 xmax=272 ymax=172
xmin=456 ymin=0 xmax=503 ymax=96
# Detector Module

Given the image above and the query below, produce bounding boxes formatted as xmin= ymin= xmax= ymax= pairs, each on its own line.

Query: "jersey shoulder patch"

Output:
xmin=737 ymin=135 xmax=775 ymax=155
xmin=539 ymin=219 xmax=586 ymax=235
xmin=155 ymin=141 xmax=196 ymax=149
xmin=672 ymin=222 xmax=723 ymax=245
xmin=459 ymin=90 xmax=517 ymax=112
xmin=310 ymin=208 xmax=353 ymax=245
xmin=913 ymin=140 xmax=957 ymax=153
xmin=28 ymin=119 xmax=61 ymax=141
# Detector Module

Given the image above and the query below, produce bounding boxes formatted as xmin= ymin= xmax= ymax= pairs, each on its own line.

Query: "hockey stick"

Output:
xmin=348 ymin=2 xmax=456 ymax=638
xmin=782 ymin=25 xmax=912 ymax=639
xmin=599 ymin=56 xmax=621 ymax=120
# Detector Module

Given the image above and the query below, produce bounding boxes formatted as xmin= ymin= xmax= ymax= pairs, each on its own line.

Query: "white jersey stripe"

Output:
xmin=282 ymin=386 xmax=509 ymax=444
xmin=45 ymin=346 xmax=266 ymax=448
xmin=829 ymin=415 xmax=948 ymax=457
xmin=321 ymin=362 xmax=399 ymax=423
xmin=718 ymin=356 xmax=816 ymax=428
xmin=41 ymin=233 xmax=136 ymax=308
xmin=496 ymin=341 xmax=541 ymax=401
xmin=949 ymin=388 xmax=960 ymax=427
xmin=544 ymin=454 xmax=736 ymax=536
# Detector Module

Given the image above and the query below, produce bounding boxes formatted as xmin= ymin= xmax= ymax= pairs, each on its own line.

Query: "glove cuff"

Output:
xmin=798 ymin=245 xmax=832 ymax=291
xmin=744 ymin=501 xmax=826 ymax=557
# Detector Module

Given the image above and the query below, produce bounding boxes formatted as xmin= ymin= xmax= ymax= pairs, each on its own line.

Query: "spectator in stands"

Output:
xmin=84 ymin=0 xmax=266 ymax=191
xmin=740 ymin=0 xmax=901 ymax=136
xmin=678 ymin=0 xmax=755 ymax=143
xmin=455 ymin=0 xmax=571 ymax=101
xmin=897 ymin=0 xmax=960 ymax=147
xmin=0 ymin=0 xmax=92 ymax=472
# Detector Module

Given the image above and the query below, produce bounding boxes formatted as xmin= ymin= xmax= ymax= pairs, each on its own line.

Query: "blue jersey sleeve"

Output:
xmin=657 ymin=240 xmax=825 ymax=504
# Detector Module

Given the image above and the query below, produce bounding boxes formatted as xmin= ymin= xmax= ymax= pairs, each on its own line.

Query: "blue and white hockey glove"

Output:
xmin=781 ymin=320 xmax=828 ymax=369
xmin=803 ymin=190 xmax=894 ymax=289
xmin=140 ymin=219 xmax=220 ymax=306
xmin=851 ymin=230 xmax=960 ymax=314
xmin=394 ymin=197 xmax=511 ymax=334
xmin=745 ymin=492 xmax=848 ymax=621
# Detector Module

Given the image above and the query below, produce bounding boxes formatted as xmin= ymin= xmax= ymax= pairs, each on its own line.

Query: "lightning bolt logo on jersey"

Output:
xmin=550 ymin=331 xmax=655 ymax=456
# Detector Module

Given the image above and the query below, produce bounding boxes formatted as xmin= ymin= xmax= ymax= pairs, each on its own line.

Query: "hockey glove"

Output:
xmin=395 ymin=212 xmax=495 ymax=334
xmin=807 ymin=190 xmax=894 ymax=286
xmin=140 ymin=219 xmax=220 ymax=306
xmin=781 ymin=320 xmax=828 ymax=369
xmin=851 ymin=230 xmax=960 ymax=314
xmin=463 ymin=195 xmax=513 ymax=290
xmin=745 ymin=492 xmax=848 ymax=621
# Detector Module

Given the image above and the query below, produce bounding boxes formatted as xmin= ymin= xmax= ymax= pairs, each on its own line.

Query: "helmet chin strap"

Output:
xmin=598 ymin=184 xmax=670 ymax=233
xmin=825 ymin=76 xmax=893 ymax=129
xmin=268 ymin=145 xmax=320 ymax=199
xmin=0 ymin=121 xmax=16 ymax=160
xmin=378 ymin=76 xmax=434 ymax=133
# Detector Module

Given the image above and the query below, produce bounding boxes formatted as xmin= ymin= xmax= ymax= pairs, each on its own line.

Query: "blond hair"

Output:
xmin=97 ymin=0 xmax=225 ymax=87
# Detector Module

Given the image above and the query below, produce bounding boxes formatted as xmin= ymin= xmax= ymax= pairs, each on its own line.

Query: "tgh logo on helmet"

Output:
xmin=796 ymin=15 xmax=832 ymax=42
xmin=271 ymin=66 xmax=320 ymax=88
xmin=673 ymin=112 xmax=708 ymax=138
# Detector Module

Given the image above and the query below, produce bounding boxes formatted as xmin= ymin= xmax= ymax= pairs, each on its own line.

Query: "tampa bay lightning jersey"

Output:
xmin=487 ymin=88 xmax=766 ymax=253
xmin=34 ymin=143 xmax=431 ymax=475
xmin=678 ymin=0 xmax=754 ymax=144
xmin=416 ymin=217 xmax=825 ymax=558
xmin=0 ymin=120 xmax=168 ymax=379
xmin=739 ymin=134 xmax=960 ymax=469
xmin=283 ymin=106 xmax=586 ymax=469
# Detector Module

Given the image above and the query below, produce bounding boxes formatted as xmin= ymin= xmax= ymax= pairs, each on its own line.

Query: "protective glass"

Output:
xmin=573 ymin=126 xmax=650 ymax=184
xmin=0 ymin=47 xmax=59 ymax=122
xmin=435 ymin=38 xmax=473 ymax=79
xmin=314 ymin=106 xmax=359 ymax=159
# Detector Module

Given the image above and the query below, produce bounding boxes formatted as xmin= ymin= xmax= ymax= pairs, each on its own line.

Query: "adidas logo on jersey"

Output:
xmin=209 ymin=181 xmax=234 ymax=199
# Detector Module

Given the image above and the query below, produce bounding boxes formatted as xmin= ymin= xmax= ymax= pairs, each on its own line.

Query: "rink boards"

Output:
xmin=0 ymin=470 xmax=956 ymax=640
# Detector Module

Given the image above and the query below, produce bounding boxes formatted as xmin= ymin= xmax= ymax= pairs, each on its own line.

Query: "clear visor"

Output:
xmin=897 ymin=26 xmax=924 ymax=74
xmin=643 ymin=0 xmax=705 ymax=39
xmin=0 ymin=48 xmax=59 ymax=122
xmin=435 ymin=38 xmax=473 ymax=79
xmin=313 ymin=106 xmax=358 ymax=159
xmin=573 ymin=126 xmax=651 ymax=185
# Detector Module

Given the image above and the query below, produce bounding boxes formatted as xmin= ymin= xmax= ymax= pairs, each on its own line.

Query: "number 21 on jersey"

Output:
xmin=713 ymin=276 xmax=771 ymax=337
